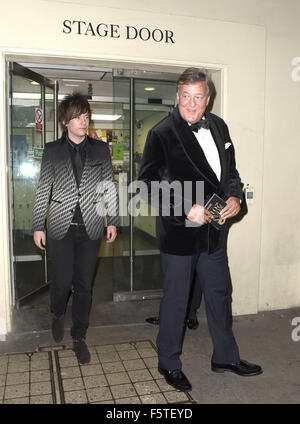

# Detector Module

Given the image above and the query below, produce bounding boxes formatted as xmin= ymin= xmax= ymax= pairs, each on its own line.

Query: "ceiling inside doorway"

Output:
xmin=18 ymin=62 xmax=178 ymax=103
xmin=14 ymin=61 xmax=178 ymax=129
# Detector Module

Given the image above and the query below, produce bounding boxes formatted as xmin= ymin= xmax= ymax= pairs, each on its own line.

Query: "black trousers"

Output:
xmin=187 ymin=275 xmax=202 ymax=320
xmin=157 ymin=248 xmax=240 ymax=370
xmin=48 ymin=225 xmax=101 ymax=340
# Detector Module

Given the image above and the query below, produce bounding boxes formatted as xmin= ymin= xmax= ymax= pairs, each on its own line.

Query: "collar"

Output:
xmin=66 ymin=134 xmax=87 ymax=150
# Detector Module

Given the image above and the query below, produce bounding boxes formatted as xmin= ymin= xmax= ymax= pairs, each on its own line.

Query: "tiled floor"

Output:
xmin=0 ymin=340 xmax=196 ymax=404
xmin=0 ymin=350 xmax=55 ymax=404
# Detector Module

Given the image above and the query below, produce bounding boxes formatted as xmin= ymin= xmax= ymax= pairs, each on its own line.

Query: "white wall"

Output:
xmin=0 ymin=52 xmax=12 ymax=339
xmin=0 ymin=0 xmax=299 ymax=335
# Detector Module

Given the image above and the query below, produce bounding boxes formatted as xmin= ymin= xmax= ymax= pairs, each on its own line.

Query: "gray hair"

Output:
xmin=176 ymin=68 xmax=212 ymax=97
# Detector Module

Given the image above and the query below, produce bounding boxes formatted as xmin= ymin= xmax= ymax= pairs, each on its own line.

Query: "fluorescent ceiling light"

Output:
xmin=65 ymin=84 xmax=79 ymax=87
xmin=19 ymin=63 xmax=112 ymax=72
xmin=13 ymin=93 xmax=41 ymax=99
xmin=91 ymin=114 xmax=121 ymax=121
xmin=63 ymin=79 xmax=87 ymax=82
xmin=30 ymin=81 xmax=40 ymax=86
xmin=144 ymin=87 xmax=155 ymax=91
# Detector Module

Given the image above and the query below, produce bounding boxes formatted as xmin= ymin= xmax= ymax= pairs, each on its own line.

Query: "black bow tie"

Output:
xmin=190 ymin=117 xmax=210 ymax=132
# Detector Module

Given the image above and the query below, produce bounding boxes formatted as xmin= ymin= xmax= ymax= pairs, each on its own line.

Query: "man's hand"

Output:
xmin=106 ymin=225 xmax=117 ymax=243
xmin=187 ymin=204 xmax=213 ymax=225
xmin=220 ymin=196 xmax=241 ymax=219
xmin=33 ymin=231 xmax=46 ymax=250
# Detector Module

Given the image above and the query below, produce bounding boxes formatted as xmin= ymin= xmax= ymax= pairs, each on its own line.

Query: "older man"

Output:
xmin=138 ymin=68 xmax=262 ymax=391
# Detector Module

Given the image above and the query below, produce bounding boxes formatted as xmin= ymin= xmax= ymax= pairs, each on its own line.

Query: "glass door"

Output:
xmin=111 ymin=76 xmax=131 ymax=296
xmin=111 ymin=71 xmax=177 ymax=300
xmin=8 ymin=62 xmax=57 ymax=304
xmin=133 ymin=79 xmax=176 ymax=293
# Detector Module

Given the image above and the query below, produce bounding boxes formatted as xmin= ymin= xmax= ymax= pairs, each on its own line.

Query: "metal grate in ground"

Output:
xmin=0 ymin=350 xmax=56 ymax=404
xmin=0 ymin=340 xmax=196 ymax=404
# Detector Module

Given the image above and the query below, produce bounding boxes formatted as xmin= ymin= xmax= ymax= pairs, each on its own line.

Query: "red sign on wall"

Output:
xmin=35 ymin=108 xmax=43 ymax=131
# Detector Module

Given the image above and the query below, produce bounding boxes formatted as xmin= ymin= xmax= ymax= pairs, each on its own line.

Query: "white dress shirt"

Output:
xmin=191 ymin=125 xmax=221 ymax=181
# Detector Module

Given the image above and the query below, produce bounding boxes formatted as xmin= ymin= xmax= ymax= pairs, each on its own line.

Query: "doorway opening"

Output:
xmin=7 ymin=57 xmax=222 ymax=330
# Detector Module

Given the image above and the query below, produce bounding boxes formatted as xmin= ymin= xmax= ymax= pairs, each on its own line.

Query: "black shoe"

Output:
xmin=73 ymin=339 xmax=91 ymax=364
xmin=158 ymin=367 xmax=192 ymax=392
xmin=145 ymin=317 xmax=160 ymax=325
xmin=211 ymin=359 xmax=263 ymax=376
xmin=51 ymin=315 xmax=64 ymax=343
xmin=186 ymin=318 xmax=199 ymax=330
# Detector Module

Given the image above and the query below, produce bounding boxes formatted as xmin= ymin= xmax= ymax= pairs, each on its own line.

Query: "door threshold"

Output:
xmin=113 ymin=289 xmax=162 ymax=302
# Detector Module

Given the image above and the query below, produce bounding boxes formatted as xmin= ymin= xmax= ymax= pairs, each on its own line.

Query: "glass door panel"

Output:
xmin=133 ymin=79 xmax=176 ymax=292
xmin=111 ymin=74 xmax=177 ymax=298
xmin=45 ymin=86 xmax=55 ymax=142
xmin=9 ymin=63 xmax=56 ymax=302
xmin=44 ymin=85 xmax=56 ymax=287
xmin=111 ymin=77 xmax=131 ymax=294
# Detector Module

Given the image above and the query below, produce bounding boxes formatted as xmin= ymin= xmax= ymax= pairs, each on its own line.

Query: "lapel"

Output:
xmin=171 ymin=107 xmax=219 ymax=189
xmin=58 ymin=136 xmax=78 ymax=189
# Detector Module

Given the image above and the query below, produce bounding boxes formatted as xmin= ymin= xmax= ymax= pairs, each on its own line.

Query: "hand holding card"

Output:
xmin=204 ymin=194 xmax=227 ymax=230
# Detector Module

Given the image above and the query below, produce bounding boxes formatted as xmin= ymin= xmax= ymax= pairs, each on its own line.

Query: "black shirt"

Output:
xmin=67 ymin=135 xmax=87 ymax=224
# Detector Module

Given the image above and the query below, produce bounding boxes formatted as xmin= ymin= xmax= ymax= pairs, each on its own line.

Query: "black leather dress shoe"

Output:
xmin=145 ymin=317 xmax=160 ymax=325
xmin=186 ymin=318 xmax=199 ymax=330
xmin=73 ymin=339 xmax=91 ymax=364
xmin=52 ymin=315 xmax=64 ymax=343
xmin=211 ymin=359 xmax=263 ymax=376
xmin=158 ymin=367 xmax=192 ymax=391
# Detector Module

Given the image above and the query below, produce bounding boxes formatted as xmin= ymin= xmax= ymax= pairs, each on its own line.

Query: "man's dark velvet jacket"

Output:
xmin=138 ymin=106 xmax=243 ymax=255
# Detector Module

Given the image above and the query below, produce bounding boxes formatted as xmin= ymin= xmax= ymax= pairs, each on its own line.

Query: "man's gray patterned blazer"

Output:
xmin=32 ymin=135 xmax=119 ymax=240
